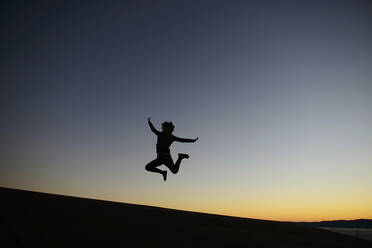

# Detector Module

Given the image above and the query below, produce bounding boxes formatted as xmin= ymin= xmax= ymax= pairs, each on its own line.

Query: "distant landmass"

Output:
xmin=1 ymin=187 xmax=371 ymax=248
xmin=294 ymin=219 xmax=372 ymax=229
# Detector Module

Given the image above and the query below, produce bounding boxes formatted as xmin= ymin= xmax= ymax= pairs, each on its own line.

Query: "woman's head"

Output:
xmin=162 ymin=121 xmax=174 ymax=134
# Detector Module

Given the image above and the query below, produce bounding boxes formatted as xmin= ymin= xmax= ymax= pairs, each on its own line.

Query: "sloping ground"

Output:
xmin=1 ymin=187 xmax=370 ymax=248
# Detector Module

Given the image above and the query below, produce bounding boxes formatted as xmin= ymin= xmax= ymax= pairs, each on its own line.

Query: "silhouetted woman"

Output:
xmin=145 ymin=118 xmax=198 ymax=181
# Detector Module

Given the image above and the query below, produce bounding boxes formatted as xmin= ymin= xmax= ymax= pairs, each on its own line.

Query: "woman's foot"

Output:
xmin=162 ymin=171 xmax=167 ymax=181
xmin=178 ymin=153 xmax=189 ymax=159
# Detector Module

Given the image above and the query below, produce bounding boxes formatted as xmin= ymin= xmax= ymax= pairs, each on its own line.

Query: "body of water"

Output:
xmin=322 ymin=228 xmax=372 ymax=242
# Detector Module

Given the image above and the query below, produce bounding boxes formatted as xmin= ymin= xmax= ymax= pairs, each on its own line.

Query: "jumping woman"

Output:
xmin=145 ymin=118 xmax=198 ymax=181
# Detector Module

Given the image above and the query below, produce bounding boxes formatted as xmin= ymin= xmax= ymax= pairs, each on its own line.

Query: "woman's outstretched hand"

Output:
xmin=148 ymin=117 xmax=151 ymax=123
xmin=193 ymin=137 xmax=199 ymax=142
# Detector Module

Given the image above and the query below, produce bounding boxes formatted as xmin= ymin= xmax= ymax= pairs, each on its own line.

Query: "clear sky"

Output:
xmin=1 ymin=0 xmax=372 ymax=221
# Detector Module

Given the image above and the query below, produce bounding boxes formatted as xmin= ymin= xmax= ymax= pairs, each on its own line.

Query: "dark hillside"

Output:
xmin=1 ymin=187 xmax=370 ymax=248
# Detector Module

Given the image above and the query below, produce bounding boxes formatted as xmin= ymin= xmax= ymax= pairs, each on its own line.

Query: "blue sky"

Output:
xmin=1 ymin=0 xmax=371 ymax=221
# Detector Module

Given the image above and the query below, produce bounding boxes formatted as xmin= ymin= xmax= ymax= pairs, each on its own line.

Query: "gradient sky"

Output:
xmin=1 ymin=0 xmax=372 ymax=221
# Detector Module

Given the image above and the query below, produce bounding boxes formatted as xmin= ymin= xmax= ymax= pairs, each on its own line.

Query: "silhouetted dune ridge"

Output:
xmin=1 ymin=187 xmax=370 ymax=248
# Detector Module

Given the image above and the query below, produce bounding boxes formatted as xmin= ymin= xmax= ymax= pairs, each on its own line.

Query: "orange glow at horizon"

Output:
xmin=7 ymin=182 xmax=370 ymax=223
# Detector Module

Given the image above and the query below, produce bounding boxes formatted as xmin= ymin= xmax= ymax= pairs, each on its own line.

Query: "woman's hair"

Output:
xmin=161 ymin=121 xmax=174 ymax=131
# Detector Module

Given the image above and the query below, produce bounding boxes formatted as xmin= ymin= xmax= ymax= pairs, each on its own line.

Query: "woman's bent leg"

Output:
xmin=164 ymin=155 xmax=183 ymax=174
xmin=145 ymin=158 xmax=164 ymax=175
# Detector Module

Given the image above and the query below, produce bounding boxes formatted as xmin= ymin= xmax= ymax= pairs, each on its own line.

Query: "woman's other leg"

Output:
xmin=145 ymin=157 xmax=166 ymax=177
xmin=164 ymin=154 xmax=188 ymax=174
